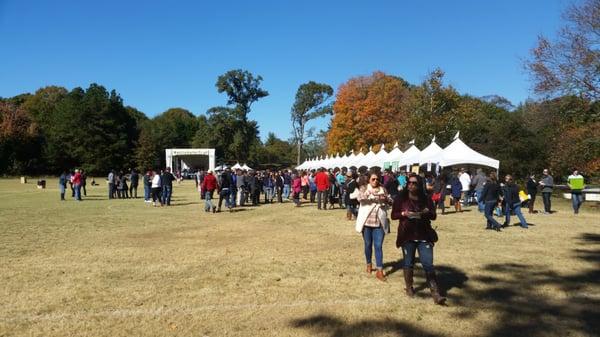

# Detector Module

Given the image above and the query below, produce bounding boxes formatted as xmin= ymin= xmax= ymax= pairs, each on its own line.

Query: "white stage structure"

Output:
xmin=165 ymin=148 xmax=215 ymax=172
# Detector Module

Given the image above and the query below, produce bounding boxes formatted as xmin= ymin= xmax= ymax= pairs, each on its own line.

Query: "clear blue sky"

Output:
xmin=0 ymin=0 xmax=568 ymax=141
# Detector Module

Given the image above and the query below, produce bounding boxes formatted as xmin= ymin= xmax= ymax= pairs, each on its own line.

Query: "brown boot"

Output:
xmin=426 ymin=271 xmax=446 ymax=305
xmin=403 ymin=268 xmax=415 ymax=297
xmin=375 ymin=269 xmax=386 ymax=282
xmin=346 ymin=210 xmax=353 ymax=221
xmin=366 ymin=263 xmax=372 ymax=274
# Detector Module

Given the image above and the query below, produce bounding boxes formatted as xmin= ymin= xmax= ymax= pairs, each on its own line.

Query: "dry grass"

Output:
xmin=0 ymin=178 xmax=599 ymax=337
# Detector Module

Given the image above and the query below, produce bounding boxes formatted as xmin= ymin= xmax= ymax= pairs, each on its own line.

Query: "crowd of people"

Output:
xmin=55 ymin=163 xmax=587 ymax=304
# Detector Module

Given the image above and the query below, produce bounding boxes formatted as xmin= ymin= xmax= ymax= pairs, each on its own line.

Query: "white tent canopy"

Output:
xmin=370 ymin=144 xmax=388 ymax=168
xmin=399 ymin=144 xmax=421 ymax=167
xmin=419 ymin=139 xmax=443 ymax=165
xmin=241 ymin=163 xmax=252 ymax=171
xmin=356 ymin=147 xmax=376 ymax=168
xmin=440 ymin=137 xmax=499 ymax=169
xmin=232 ymin=162 xmax=242 ymax=170
xmin=383 ymin=142 xmax=403 ymax=170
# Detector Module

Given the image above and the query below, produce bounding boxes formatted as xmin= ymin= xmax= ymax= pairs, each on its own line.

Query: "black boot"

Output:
xmin=426 ymin=271 xmax=446 ymax=305
xmin=403 ymin=268 xmax=415 ymax=298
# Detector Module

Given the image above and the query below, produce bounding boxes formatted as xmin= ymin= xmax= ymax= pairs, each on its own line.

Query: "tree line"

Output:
xmin=1 ymin=0 xmax=598 ymax=181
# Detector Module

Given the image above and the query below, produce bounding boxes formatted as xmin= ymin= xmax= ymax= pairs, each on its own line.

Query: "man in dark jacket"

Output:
xmin=129 ymin=169 xmax=139 ymax=198
xmin=501 ymin=174 xmax=528 ymax=228
xmin=161 ymin=167 xmax=176 ymax=206
xmin=217 ymin=168 xmax=233 ymax=212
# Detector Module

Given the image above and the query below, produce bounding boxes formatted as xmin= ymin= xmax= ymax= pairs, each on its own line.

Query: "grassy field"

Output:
xmin=0 ymin=178 xmax=599 ymax=337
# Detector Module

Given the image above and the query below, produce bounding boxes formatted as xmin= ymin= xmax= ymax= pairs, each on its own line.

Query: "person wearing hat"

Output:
xmin=201 ymin=170 xmax=218 ymax=213
xmin=344 ymin=170 xmax=358 ymax=220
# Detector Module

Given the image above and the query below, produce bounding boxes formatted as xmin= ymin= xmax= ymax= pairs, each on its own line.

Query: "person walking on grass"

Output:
xmin=129 ymin=169 xmax=139 ymax=199
xmin=471 ymin=169 xmax=487 ymax=212
xmin=309 ymin=171 xmax=317 ymax=203
xmin=539 ymin=168 xmax=554 ymax=214
xmin=59 ymin=170 xmax=68 ymax=201
xmin=355 ymin=172 xmax=392 ymax=282
xmin=501 ymin=174 xmax=528 ymax=229
xmin=459 ymin=168 xmax=471 ymax=206
xmin=567 ymin=169 xmax=585 ymax=214
xmin=292 ymin=172 xmax=302 ymax=207
xmin=526 ymin=174 xmax=538 ymax=214
xmin=72 ymin=169 xmax=82 ymax=201
xmin=450 ymin=172 xmax=463 ymax=213
xmin=201 ymin=170 xmax=218 ymax=213
xmin=315 ymin=168 xmax=330 ymax=210
xmin=301 ymin=171 xmax=309 ymax=200
xmin=151 ymin=170 xmax=162 ymax=207
xmin=391 ymin=173 xmax=446 ymax=305
xmin=80 ymin=169 xmax=87 ymax=197
xmin=217 ymin=168 xmax=233 ymax=212
xmin=344 ymin=171 xmax=358 ymax=220
xmin=481 ymin=172 xmax=502 ymax=231
xmin=161 ymin=167 xmax=175 ymax=206
xmin=108 ymin=169 xmax=116 ymax=199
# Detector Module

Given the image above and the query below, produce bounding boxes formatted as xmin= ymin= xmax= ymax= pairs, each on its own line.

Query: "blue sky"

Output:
xmin=0 ymin=0 xmax=568 ymax=140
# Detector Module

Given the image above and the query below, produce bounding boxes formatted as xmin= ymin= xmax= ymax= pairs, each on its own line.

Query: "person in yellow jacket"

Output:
xmin=567 ymin=169 xmax=585 ymax=214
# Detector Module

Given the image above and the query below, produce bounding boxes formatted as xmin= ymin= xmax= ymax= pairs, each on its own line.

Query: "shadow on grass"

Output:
xmin=292 ymin=233 xmax=599 ymax=337
xmin=291 ymin=314 xmax=444 ymax=337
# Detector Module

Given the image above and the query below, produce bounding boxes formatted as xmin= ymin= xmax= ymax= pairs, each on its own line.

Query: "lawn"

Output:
xmin=0 ymin=178 xmax=598 ymax=337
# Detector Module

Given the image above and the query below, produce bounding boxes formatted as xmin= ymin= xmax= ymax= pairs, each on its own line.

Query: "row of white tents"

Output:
xmin=296 ymin=134 xmax=500 ymax=171
xmin=215 ymin=162 xmax=253 ymax=171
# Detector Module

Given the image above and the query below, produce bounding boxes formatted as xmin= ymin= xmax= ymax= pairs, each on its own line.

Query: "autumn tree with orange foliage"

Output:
xmin=327 ymin=72 xmax=410 ymax=153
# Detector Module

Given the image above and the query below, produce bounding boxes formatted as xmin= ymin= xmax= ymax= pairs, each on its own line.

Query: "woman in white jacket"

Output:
xmin=353 ymin=173 xmax=392 ymax=281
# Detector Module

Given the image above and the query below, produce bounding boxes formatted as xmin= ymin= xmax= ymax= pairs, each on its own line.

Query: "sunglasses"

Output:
xmin=370 ymin=178 xmax=378 ymax=181
xmin=408 ymin=181 xmax=418 ymax=185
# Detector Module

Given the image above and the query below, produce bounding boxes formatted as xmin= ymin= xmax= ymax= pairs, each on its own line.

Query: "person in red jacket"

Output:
xmin=391 ymin=173 xmax=445 ymax=305
xmin=72 ymin=169 xmax=83 ymax=201
xmin=314 ymin=167 xmax=330 ymax=210
xmin=201 ymin=170 xmax=219 ymax=213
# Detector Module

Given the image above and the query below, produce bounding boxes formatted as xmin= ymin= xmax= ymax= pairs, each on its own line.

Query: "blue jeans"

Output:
xmin=162 ymin=185 xmax=172 ymax=205
xmin=218 ymin=188 xmax=231 ymax=209
xmin=506 ymin=202 xmax=528 ymax=228
xmin=402 ymin=241 xmax=435 ymax=273
xmin=347 ymin=203 xmax=358 ymax=217
xmin=484 ymin=201 xmax=501 ymax=229
xmin=204 ymin=191 xmax=214 ymax=211
xmin=572 ymin=193 xmax=583 ymax=213
xmin=283 ymin=184 xmax=290 ymax=200
xmin=144 ymin=185 xmax=150 ymax=201
xmin=263 ymin=187 xmax=273 ymax=203
xmin=362 ymin=226 xmax=385 ymax=268
xmin=230 ymin=187 xmax=237 ymax=207
xmin=475 ymin=189 xmax=484 ymax=212
xmin=74 ymin=184 xmax=82 ymax=200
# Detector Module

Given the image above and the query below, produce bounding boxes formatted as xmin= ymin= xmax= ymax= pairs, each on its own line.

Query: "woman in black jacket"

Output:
xmin=480 ymin=172 xmax=502 ymax=231
xmin=344 ymin=171 xmax=358 ymax=220
xmin=526 ymin=174 xmax=538 ymax=214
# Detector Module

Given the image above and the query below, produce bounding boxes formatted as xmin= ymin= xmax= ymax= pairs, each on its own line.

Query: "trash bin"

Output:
xmin=20 ymin=176 xmax=27 ymax=184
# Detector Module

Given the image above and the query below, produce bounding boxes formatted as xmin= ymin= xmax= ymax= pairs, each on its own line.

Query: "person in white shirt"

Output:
xmin=459 ymin=168 xmax=472 ymax=206
xmin=151 ymin=170 xmax=162 ymax=207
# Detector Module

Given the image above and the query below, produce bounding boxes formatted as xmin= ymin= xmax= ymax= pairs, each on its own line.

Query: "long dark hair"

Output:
xmin=399 ymin=173 xmax=429 ymax=206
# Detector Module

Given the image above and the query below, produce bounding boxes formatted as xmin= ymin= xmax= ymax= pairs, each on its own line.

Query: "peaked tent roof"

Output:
xmin=383 ymin=142 xmax=404 ymax=165
xmin=440 ymin=138 xmax=500 ymax=169
xmin=419 ymin=141 xmax=443 ymax=165
xmin=399 ymin=145 xmax=421 ymax=166
xmin=371 ymin=144 xmax=388 ymax=168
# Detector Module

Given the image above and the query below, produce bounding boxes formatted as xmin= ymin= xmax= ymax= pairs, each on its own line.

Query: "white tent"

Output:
xmin=356 ymin=147 xmax=377 ymax=168
xmin=241 ymin=163 xmax=252 ymax=171
xmin=419 ymin=138 xmax=443 ymax=165
xmin=215 ymin=164 xmax=228 ymax=171
xmin=370 ymin=144 xmax=388 ymax=168
xmin=348 ymin=149 xmax=365 ymax=168
xmin=399 ymin=143 xmax=421 ymax=167
xmin=440 ymin=137 xmax=500 ymax=169
xmin=232 ymin=162 xmax=242 ymax=170
xmin=341 ymin=152 xmax=356 ymax=168
xmin=383 ymin=142 xmax=403 ymax=170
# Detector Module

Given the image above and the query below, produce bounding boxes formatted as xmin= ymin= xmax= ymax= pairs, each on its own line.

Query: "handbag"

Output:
xmin=431 ymin=192 xmax=441 ymax=202
xmin=426 ymin=226 xmax=439 ymax=243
